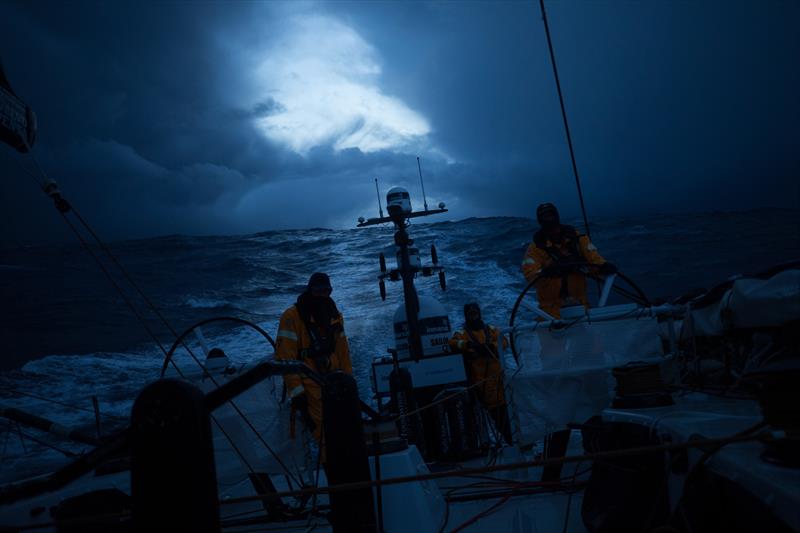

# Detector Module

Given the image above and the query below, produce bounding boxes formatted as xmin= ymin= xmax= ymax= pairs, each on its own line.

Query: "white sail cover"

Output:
xmin=686 ymin=268 xmax=800 ymax=337
xmin=507 ymin=308 xmax=664 ymax=446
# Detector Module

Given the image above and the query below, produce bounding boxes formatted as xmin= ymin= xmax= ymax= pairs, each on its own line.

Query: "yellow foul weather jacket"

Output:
xmin=276 ymin=305 xmax=352 ymax=442
xmin=449 ymin=325 xmax=508 ymax=409
xmin=520 ymin=225 xmax=605 ymax=318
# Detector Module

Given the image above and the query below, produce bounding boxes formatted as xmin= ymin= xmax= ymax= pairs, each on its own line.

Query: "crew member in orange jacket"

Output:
xmin=276 ymin=272 xmax=353 ymax=444
xmin=450 ymin=302 xmax=513 ymax=445
xmin=521 ymin=203 xmax=616 ymax=318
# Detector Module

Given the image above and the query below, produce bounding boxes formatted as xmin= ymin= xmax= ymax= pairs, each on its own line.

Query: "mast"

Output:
xmin=539 ymin=0 xmax=592 ymax=238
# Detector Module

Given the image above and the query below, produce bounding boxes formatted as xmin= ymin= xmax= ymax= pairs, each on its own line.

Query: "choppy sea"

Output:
xmin=1 ymin=208 xmax=798 ymax=482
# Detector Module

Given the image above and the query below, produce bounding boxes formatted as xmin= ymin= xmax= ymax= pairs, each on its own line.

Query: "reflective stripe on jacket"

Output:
xmin=521 ymin=225 xmax=605 ymax=282
xmin=449 ymin=325 xmax=509 ymax=408
xmin=275 ymin=305 xmax=353 ymax=401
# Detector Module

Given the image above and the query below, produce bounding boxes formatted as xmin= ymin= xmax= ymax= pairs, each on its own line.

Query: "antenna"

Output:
xmin=417 ymin=156 xmax=429 ymax=212
xmin=375 ymin=178 xmax=384 ymax=218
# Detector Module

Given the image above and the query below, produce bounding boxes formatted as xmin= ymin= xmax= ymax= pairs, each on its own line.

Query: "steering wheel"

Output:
xmin=507 ymin=265 xmax=650 ymax=364
xmin=160 ymin=316 xmax=276 ymax=377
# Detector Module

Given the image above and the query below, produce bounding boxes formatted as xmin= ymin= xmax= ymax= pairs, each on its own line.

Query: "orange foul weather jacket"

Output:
xmin=275 ymin=305 xmax=352 ymax=442
xmin=449 ymin=325 xmax=509 ymax=409
xmin=520 ymin=225 xmax=606 ymax=318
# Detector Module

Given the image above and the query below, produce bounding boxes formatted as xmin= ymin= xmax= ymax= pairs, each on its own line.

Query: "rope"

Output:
xmin=2 ymin=431 xmax=776 ymax=531
xmin=539 ymin=0 xmax=591 ymax=238
xmin=219 ymin=427 xmax=778 ymax=505
xmin=448 ymin=492 xmax=512 ymax=533
xmin=392 ymin=366 xmax=506 ymax=424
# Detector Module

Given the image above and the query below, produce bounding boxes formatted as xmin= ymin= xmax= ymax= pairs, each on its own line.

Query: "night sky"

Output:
xmin=1 ymin=0 xmax=798 ymax=244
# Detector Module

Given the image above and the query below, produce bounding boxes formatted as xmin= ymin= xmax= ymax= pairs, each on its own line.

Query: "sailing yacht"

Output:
xmin=0 ymin=2 xmax=798 ymax=532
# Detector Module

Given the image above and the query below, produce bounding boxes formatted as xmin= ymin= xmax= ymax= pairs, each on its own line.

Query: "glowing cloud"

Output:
xmin=253 ymin=15 xmax=430 ymax=154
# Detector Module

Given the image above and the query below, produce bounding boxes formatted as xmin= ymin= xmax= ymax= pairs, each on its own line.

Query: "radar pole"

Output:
xmin=375 ymin=178 xmax=384 ymax=219
xmin=417 ymin=157 xmax=429 ymax=212
xmin=396 ymin=227 xmax=423 ymax=361
xmin=357 ymin=176 xmax=449 ymax=361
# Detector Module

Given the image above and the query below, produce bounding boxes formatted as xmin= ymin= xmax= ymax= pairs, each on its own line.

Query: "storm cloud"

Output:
xmin=1 ymin=0 xmax=797 ymax=244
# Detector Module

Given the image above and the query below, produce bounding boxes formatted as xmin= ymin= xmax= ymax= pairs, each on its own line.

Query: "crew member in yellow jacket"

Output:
xmin=276 ymin=272 xmax=353 ymax=445
xmin=450 ymin=302 xmax=513 ymax=445
xmin=521 ymin=203 xmax=616 ymax=318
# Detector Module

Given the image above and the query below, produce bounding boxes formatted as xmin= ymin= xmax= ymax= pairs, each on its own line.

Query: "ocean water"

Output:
xmin=0 ymin=208 xmax=798 ymax=481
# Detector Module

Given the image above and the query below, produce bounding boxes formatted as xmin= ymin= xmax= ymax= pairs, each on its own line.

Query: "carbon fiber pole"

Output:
xmin=539 ymin=0 xmax=592 ymax=238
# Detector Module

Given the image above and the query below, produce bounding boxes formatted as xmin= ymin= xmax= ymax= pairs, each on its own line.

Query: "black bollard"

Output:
xmin=130 ymin=379 xmax=220 ymax=532
xmin=322 ymin=371 xmax=377 ymax=533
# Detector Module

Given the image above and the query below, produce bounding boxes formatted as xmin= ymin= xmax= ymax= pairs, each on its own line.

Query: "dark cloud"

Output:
xmin=0 ymin=0 xmax=797 ymax=245
xmin=249 ymin=99 xmax=287 ymax=119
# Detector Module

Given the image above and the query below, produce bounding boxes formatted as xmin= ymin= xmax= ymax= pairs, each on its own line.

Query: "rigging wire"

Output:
xmin=159 ymin=317 xmax=300 ymax=489
xmin=14 ymin=151 xmax=302 ymax=490
xmin=538 ymin=0 xmax=592 ymax=238
xmin=8 ymin=426 xmax=81 ymax=459
xmin=2 ymin=218 xmax=275 ymax=488
xmin=57 ymin=212 xmax=173 ymax=360
xmin=0 ymin=387 xmax=127 ymax=422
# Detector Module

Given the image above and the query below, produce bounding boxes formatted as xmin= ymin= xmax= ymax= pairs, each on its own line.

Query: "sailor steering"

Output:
xmin=521 ymin=203 xmax=617 ymax=318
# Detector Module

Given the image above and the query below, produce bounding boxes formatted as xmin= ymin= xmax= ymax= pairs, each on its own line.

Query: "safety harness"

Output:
xmin=298 ymin=317 xmax=341 ymax=374
xmin=533 ymin=224 xmax=585 ymax=266
xmin=289 ymin=307 xmax=343 ymax=437
xmin=464 ymin=325 xmax=499 ymax=360
xmin=533 ymin=224 xmax=587 ymax=298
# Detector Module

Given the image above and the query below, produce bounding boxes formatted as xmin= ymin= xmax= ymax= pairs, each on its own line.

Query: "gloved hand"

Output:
xmin=540 ymin=264 xmax=562 ymax=278
xmin=599 ymin=262 xmax=618 ymax=275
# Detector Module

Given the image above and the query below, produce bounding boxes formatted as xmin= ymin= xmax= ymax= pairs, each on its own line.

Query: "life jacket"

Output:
xmin=532 ymin=224 xmax=585 ymax=269
xmin=464 ymin=324 xmax=499 ymax=360
xmin=295 ymin=296 xmax=343 ymax=373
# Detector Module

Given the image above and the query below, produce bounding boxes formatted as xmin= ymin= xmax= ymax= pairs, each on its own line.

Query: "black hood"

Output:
xmin=296 ymin=291 xmax=339 ymax=328
xmin=536 ymin=202 xmax=560 ymax=228
xmin=464 ymin=302 xmax=484 ymax=330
